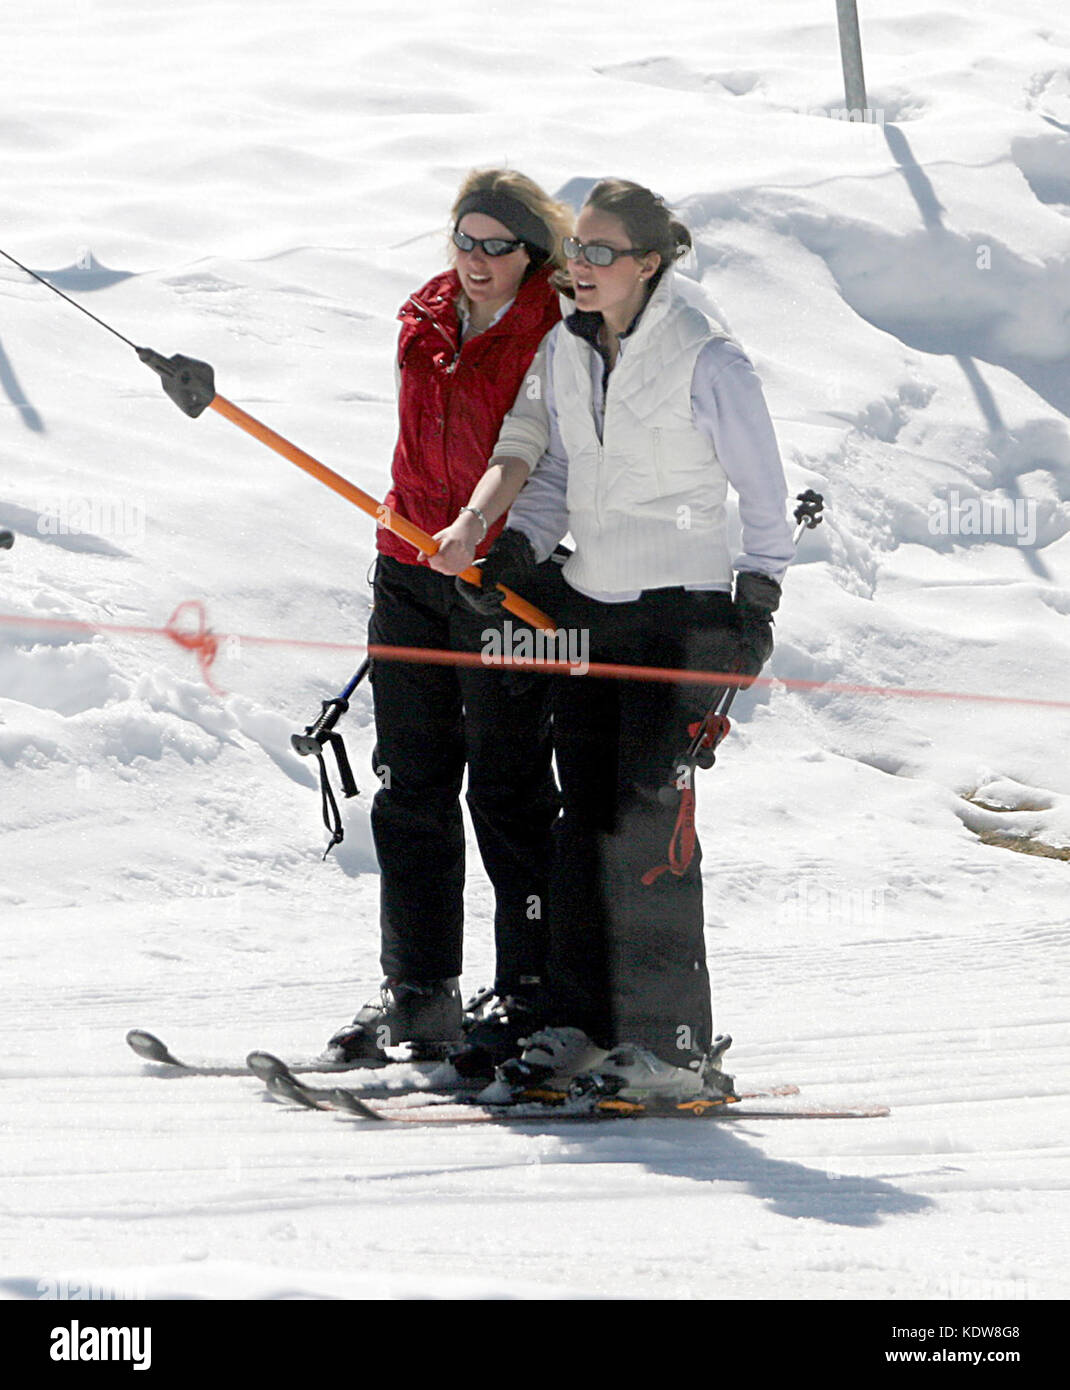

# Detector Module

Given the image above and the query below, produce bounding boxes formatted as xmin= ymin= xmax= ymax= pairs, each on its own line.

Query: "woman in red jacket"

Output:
xmin=326 ymin=170 xmax=573 ymax=1073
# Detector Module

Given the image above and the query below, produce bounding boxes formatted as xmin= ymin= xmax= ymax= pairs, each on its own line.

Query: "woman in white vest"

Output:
xmin=429 ymin=179 xmax=795 ymax=1104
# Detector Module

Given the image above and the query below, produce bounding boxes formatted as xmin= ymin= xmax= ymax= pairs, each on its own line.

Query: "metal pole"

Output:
xmin=836 ymin=0 xmax=868 ymax=121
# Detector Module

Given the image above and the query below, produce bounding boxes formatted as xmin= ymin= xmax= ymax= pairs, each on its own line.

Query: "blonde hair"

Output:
xmin=449 ymin=168 xmax=574 ymax=274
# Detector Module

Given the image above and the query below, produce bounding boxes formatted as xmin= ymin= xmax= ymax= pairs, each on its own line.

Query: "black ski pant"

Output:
xmin=368 ymin=554 xmax=559 ymax=995
xmin=533 ymin=567 xmax=741 ymax=1066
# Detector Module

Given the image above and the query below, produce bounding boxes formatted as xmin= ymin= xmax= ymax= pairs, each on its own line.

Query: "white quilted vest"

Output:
xmin=552 ymin=273 xmax=733 ymax=596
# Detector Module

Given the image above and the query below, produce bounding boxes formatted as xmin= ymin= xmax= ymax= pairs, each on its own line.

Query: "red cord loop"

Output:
xmin=164 ymin=600 xmax=221 ymax=693
xmin=641 ymin=787 xmax=697 ymax=886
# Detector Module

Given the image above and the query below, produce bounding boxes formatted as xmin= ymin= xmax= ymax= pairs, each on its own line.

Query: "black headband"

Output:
xmin=454 ymin=189 xmax=554 ymax=256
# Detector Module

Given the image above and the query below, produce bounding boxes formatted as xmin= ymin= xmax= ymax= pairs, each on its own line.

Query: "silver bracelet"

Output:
xmin=459 ymin=505 xmax=488 ymax=540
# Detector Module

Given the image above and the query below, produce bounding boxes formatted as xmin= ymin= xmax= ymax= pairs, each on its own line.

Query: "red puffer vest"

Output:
xmin=378 ymin=265 xmax=561 ymax=564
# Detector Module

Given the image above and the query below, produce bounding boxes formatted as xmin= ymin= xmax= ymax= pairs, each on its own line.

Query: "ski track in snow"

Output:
xmin=1 ymin=0 xmax=1069 ymax=1301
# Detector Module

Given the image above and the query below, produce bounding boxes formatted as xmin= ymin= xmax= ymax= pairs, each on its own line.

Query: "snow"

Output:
xmin=1 ymin=0 xmax=1068 ymax=1306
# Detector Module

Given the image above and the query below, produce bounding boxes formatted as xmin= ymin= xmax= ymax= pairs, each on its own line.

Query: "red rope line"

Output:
xmin=1 ymin=608 xmax=1068 ymax=711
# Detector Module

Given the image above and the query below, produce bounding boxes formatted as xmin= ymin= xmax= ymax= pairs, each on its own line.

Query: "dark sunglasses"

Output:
xmin=452 ymin=229 xmax=524 ymax=257
xmin=563 ymin=236 xmax=646 ymax=267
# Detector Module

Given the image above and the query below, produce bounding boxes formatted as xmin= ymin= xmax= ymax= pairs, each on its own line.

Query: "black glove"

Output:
xmin=455 ymin=528 xmax=537 ymax=616
xmin=733 ymin=571 xmax=781 ymax=677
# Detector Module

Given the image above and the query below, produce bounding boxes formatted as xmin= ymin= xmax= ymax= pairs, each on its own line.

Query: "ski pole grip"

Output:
xmin=793 ymin=489 xmax=824 ymax=531
xmin=291 ymin=696 xmax=349 ymax=757
xmin=207 ymin=394 xmax=557 ymax=633
xmin=309 ymin=696 xmax=349 ymax=740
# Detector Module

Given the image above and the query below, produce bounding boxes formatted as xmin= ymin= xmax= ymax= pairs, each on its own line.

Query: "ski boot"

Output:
xmin=569 ymin=1033 xmax=737 ymax=1115
xmin=433 ymin=991 xmax=545 ymax=1083
xmin=698 ymin=1032 xmax=737 ymax=1103
xmin=325 ymin=977 xmax=463 ymax=1063
xmin=478 ymin=1026 xmax=609 ymax=1104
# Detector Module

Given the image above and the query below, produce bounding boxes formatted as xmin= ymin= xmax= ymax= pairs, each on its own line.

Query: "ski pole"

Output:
xmin=290 ymin=658 xmax=369 ymax=856
xmin=666 ymin=490 xmax=826 ymax=790
xmin=645 ymin=490 xmax=826 ymax=881
xmin=290 ymin=657 xmax=368 ymax=769
xmin=0 ymin=248 xmax=556 ymax=633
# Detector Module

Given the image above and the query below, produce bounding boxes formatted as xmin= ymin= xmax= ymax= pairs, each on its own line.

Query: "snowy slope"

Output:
xmin=1 ymin=0 xmax=1068 ymax=1302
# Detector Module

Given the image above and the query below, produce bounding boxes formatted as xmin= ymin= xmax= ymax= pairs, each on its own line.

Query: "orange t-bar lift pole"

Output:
xmin=0 ymin=248 xmax=555 ymax=630
xmin=139 ymin=349 xmax=555 ymax=632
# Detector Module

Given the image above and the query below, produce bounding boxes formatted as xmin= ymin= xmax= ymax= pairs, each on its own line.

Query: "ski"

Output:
xmin=366 ymin=1102 xmax=890 ymax=1125
xmin=253 ymin=1052 xmax=799 ymax=1109
xmin=258 ymin=1066 xmax=839 ymax=1121
xmin=248 ymin=1040 xmax=799 ymax=1110
xmin=348 ymin=1101 xmax=891 ymax=1125
xmin=125 ymin=1028 xmax=438 ymax=1081
xmin=246 ymin=1050 xmax=475 ymax=1100
xmin=265 ymin=1072 xmax=383 ymax=1116
xmin=262 ymin=1071 xmax=888 ymax=1124
xmin=134 ymin=1030 xmax=885 ymax=1124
